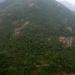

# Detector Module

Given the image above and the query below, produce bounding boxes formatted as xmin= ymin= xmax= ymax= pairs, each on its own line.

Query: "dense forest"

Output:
xmin=0 ymin=0 xmax=75 ymax=75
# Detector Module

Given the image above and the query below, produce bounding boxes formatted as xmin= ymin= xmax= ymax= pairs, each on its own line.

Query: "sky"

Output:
xmin=0 ymin=0 xmax=5 ymax=3
xmin=56 ymin=0 xmax=75 ymax=5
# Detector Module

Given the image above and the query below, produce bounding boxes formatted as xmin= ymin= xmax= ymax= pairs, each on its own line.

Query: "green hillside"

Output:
xmin=0 ymin=0 xmax=75 ymax=75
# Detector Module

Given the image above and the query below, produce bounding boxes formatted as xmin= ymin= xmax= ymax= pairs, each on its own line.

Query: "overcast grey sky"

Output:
xmin=0 ymin=0 xmax=5 ymax=3
xmin=56 ymin=0 xmax=75 ymax=5
xmin=56 ymin=0 xmax=75 ymax=12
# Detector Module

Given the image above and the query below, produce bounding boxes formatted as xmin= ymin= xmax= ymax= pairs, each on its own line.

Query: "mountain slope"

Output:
xmin=0 ymin=0 xmax=75 ymax=75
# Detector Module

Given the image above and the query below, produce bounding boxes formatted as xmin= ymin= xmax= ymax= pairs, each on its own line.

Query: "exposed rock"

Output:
xmin=65 ymin=26 xmax=72 ymax=32
xmin=59 ymin=36 xmax=73 ymax=47
xmin=14 ymin=21 xmax=30 ymax=37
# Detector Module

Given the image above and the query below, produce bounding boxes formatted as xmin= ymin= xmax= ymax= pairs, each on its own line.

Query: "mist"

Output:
xmin=56 ymin=0 xmax=75 ymax=12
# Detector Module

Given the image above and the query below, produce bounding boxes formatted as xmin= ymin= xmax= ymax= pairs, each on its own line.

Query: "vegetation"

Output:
xmin=0 ymin=0 xmax=75 ymax=75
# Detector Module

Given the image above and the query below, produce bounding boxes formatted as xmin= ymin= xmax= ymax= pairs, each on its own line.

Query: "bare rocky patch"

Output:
xmin=59 ymin=36 xmax=74 ymax=47
xmin=13 ymin=21 xmax=30 ymax=37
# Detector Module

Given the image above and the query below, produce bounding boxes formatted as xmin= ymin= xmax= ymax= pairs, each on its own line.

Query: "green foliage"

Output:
xmin=0 ymin=0 xmax=75 ymax=75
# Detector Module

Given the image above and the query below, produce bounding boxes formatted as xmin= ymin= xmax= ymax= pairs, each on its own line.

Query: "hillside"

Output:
xmin=0 ymin=0 xmax=75 ymax=75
